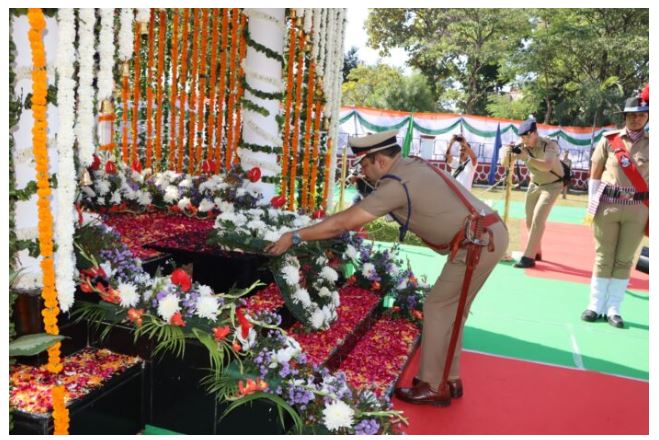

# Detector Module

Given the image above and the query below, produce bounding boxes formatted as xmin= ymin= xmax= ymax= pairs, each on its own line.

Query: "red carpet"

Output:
xmin=392 ymin=349 xmax=648 ymax=434
xmin=520 ymin=222 xmax=648 ymax=291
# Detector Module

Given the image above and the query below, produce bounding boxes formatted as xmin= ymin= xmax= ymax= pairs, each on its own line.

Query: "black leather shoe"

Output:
xmin=395 ymin=380 xmax=451 ymax=406
xmin=513 ymin=256 xmax=536 ymax=268
xmin=581 ymin=309 xmax=599 ymax=322
xmin=607 ymin=315 xmax=624 ymax=328
xmin=412 ymin=377 xmax=463 ymax=398
xmin=535 ymin=252 xmax=542 ymax=261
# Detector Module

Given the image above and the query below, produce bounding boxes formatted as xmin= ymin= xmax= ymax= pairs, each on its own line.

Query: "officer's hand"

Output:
xmin=517 ymin=148 xmax=529 ymax=161
xmin=264 ymin=232 xmax=294 ymax=256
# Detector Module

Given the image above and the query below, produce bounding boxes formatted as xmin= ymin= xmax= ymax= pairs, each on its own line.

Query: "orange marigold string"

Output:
xmin=231 ymin=12 xmax=247 ymax=166
xmin=52 ymin=385 xmax=69 ymax=435
xmin=308 ymin=100 xmax=323 ymax=211
xmin=224 ymin=8 xmax=239 ymax=170
xmin=186 ymin=8 xmax=200 ymax=174
xmin=155 ymin=9 xmax=167 ymax=170
xmin=205 ymin=9 xmax=220 ymax=165
xmin=322 ymin=134 xmax=333 ymax=210
xmin=215 ymin=8 xmax=229 ymax=169
xmin=194 ymin=9 xmax=210 ymax=172
xmin=145 ymin=10 xmax=155 ymax=169
xmin=301 ymin=58 xmax=316 ymax=210
xmin=288 ymin=28 xmax=306 ymax=211
xmin=177 ymin=9 xmax=190 ymax=173
xmin=167 ymin=10 xmax=179 ymax=170
xmin=131 ymin=23 xmax=142 ymax=167
xmin=27 ymin=8 xmax=62 ymax=375
xmin=280 ymin=12 xmax=297 ymax=200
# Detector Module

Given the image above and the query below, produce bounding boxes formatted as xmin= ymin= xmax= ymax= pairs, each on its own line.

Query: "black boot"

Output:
xmin=581 ymin=309 xmax=599 ymax=322
xmin=607 ymin=315 xmax=624 ymax=328
xmin=514 ymin=256 xmax=536 ymax=268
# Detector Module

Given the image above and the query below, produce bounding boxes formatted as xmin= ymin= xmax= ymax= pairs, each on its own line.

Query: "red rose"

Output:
xmin=246 ymin=167 xmax=261 ymax=182
xmin=170 ymin=311 xmax=186 ymax=327
xmin=131 ymin=159 xmax=142 ymax=173
xmin=170 ymin=268 xmax=192 ymax=292
xmin=270 ymin=195 xmax=286 ymax=208
xmin=312 ymin=209 xmax=325 ymax=219
xmin=90 ymin=155 xmax=101 ymax=171
xmin=202 ymin=159 xmax=217 ymax=174
xmin=213 ymin=326 xmax=231 ymax=342
xmin=371 ymin=281 xmax=381 ymax=291
xmin=105 ymin=160 xmax=117 ymax=174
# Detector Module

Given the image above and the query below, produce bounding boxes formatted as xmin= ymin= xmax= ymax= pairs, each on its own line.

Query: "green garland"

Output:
xmin=239 ymin=141 xmax=278 ymax=154
xmin=261 ymin=175 xmax=281 ymax=184
xmin=245 ymin=28 xmax=284 ymax=64
xmin=241 ymin=97 xmax=270 ymax=117
xmin=243 ymin=80 xmax=283 ymax=101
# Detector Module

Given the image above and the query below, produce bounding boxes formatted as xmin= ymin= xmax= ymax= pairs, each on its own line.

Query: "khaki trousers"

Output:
xmin=593 ymin=202 xmax=648 ymax=279
xmin=523 ymin=181 xmax=562 ymax=258
xmin=419 ymin=222 xmax=509 ymax=388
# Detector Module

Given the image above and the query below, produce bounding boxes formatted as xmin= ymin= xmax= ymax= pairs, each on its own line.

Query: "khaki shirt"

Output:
xmin=591 ymin=128 xmax=649 ymax=187
xmin=358 ymin=156 xmax=494 ymax=249
xmin=524 ymin=137 xmax=564 ymax=185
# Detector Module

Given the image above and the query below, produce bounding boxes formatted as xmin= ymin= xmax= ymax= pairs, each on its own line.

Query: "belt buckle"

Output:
xmin=620 ymin=191 xmax=633 ymax=201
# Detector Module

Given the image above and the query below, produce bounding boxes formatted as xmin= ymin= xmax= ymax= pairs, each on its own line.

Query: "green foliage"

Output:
xmin=342 ymin=46 xmax=361 ymax=82
xmin=486 ymin=92 xmax=539 ymax=121
xmin=134 ymin=314 xmax=187 ymax=359
xmin=9 ymin=334 xmax=67 ymax=357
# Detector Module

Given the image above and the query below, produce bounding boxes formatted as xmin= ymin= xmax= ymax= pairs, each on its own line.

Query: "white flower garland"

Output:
xmin=245 ymin=117 xmax=283 ymax=147
xmin=317 ymin=8 xmax=326 ymax=72
xmin=312 ymin=8 xmax=321 ymax=62
xmin=75 ymin=8 xmax=95 ymax=168
xmin=97 ymin=9 xmax=115 ymax=102
xmin=303 ymin=8 xmax=313 ymax=34
xmin=237 ymin=148 xmax=281 ymax=174
xmin=119 ymin=9 xmax=134 ymax=61
xmin=244 ymin=9 xmax=286 ymax=33
xmin=242 ymin=64 xmax=283 ymax=91
xmin=54 ymin=8 xmax=77 ymax=312
xmin=136 ymin=8 xmax=150 ymax=23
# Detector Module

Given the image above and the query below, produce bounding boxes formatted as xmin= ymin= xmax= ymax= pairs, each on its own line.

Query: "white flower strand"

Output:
xmin=75 ymin=8 xmax=96 ymax=168
xmin=136 ymin=8 xmax=150 ymax=23
xmin=317 ymin=8 xmax=326 ymax=71
xmin=312 ymin=8 xmax=321 ymax=61
xmin=97 ymin=9 xmax=115 ymax=102
xmin=304 ymin=8 xmax=313 ymax=34
xmin=119 ymin=9 xmax=134 ymax=61
xmin=54 ymin=8 xmax=78 ymax=312
xmin=244 ymin=9 xmax=286 ymax=33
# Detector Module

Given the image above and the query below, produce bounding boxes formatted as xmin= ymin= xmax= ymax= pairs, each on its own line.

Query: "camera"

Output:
xmin=454 ymin=135 xmax=464 ymax=142
xmin=511 ymin=143 xmax=523 ymax=154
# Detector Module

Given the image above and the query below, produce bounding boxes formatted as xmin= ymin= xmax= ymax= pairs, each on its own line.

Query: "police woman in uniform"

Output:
xmin=266 ymin=130 xmax=509 ymax=407
xmin=582 ymin=87 xmax=649 ymax=328
xmin=500 ymin=119 xmax=564 ymax=268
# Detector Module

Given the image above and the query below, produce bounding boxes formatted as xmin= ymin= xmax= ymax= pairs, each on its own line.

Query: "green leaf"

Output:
xmin=9 ymin=333 xmax=67 ymax=357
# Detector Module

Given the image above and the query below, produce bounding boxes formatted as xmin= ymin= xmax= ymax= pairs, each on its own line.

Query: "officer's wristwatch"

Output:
xmin=291 ymin=231 xmax=303 ymax=246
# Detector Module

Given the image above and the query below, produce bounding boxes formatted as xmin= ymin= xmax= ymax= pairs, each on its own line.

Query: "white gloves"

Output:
xmin=588 ymin=179 xmax=601 ymax=206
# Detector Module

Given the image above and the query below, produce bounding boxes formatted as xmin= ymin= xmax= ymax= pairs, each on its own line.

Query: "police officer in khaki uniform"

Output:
xmin=266 ymin=130 xmax=509 ymax=407
xmin=500 ymin=119 xmax=564 ymax=268
xmin=581 ymin=89 xmax=649 ymax=328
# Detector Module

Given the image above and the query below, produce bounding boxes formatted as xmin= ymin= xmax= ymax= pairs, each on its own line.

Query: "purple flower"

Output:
xmin=354 ymin=419 xmax=379 ymax=435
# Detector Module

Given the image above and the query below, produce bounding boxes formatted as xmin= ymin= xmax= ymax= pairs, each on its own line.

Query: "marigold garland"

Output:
xmin=231 ymin=12 xmax=247 ymax=166
xmin=52 ymin=385 xmax=69 ymax=435
xmin=167 ymin=10 xmax=179 ymax=170
xmin=301 ymin=59 xmax=316 ymax=210
xmin=225 ymin=8 xmax=240 ymax=170
xmin=280 ymin=11 xmax=297 ymax=200
xmin=155 ymin=9 xmax=167 ymax=170
xmin=309 ymin=100 xmax=323 ymax=211
xmin=322 ymin=135 xmax=333 ymax=210
xmin=288 ymin=27 xmax=306 ymax=211
xmin=177 ymin=9 xmax=190 ymax=173
xmin=194 ymin=9 xmax=210 ymax=172
xmin=205 ymin=9 xmax=220 ymax=165
xmin=186 ymin=9 xmax=200 ymax=174
xmin=131 ymin=24 xmax=142 ymax=167
xmin=145 ymin=11 xmax=155 ymax=169
xmin=215 ymin=9 xmax=229 ymax=169
xmin=28 ymin=7 xmax=62 ymax=375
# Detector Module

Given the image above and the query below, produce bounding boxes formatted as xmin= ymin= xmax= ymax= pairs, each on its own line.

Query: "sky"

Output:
xmin=344 ymin=8 xmax=411 ymax=75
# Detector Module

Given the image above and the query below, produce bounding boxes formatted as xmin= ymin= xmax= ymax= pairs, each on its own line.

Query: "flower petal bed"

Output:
xmin=245 ymin=283 xmax=286 ymax=315
xmin=9 ymin=348 xmax=142 ymax=414
xmin=290 ymin=286 xmax=379 ymax=366
xmin=338 ymin=317 xmax=420 ymax=396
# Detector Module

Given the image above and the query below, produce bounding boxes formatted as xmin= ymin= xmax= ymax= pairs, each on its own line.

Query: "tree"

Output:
xmin=342 ymin=46 xmax=361 ymax=82
xmin=365 ymin=9 xmax=530 ymax=115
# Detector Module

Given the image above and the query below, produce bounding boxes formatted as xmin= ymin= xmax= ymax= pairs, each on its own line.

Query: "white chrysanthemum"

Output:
xmin=81 ymin=186 xmax=96 ymax=198
xmin=331 ymin=291 xmax=340 ymax=307
xmin=197 ymin=284 xmax=213 ymax=296
xmin=362 ymin=263 xmax=376 ymax=278
xmin=163 ymin=185 xmax=180 ymax=203
xmin=390 ymin=264 xmax=400 ymax=276
xmin=244 ymin=182 xmax=262 ymax=197
xmin=233 ymin=213 xmax=248 ymax=227
xmin=177 ymin=197 xmax=191 ymax=211
xmin=246 ymin=219 xmax=267 ymax=231
xmin=315 ymin=255 xmax=329 ymax=266
xmin=122 ymin=186 xmax=137 ymax=200
xmin=236 ymin=188 xmax=247 ymax=197
xmin=322 ymin=400 xmax=354 ymax=431
xmin=281 ymin=265 xmax=300 ymax=286
xmin=218 ymin=211 xmax=238 ymax=224
xmin=293 ymin=216 xmax=311 ymax=228
xmin=246 ymin=208 xmax=265 ymax=219
xmin=343 ymin=245 xmax=358 ymax=260
xmin=267 ymin=208 xmax=281 ymax=219
xmin=95 ymin=179 xmax=111 ymax=195
xmin=311 ymin=308 xmax=326 ymax=329
xmin=236 ymin=327 xmax=257 ymax=351
xmin=263 ymin=230 xmax=281 ymax=242
xmin=293 ymin=288 xmax=312 ymax=307
xmin=110 ymin=191 xmax=122 ymax=205
xmin=320 ymin=266 xmax=338 ymax=283
xmin=117 ymin=282 xmax=140 ymax=308
xmin=195 ymin=295 xmax=219 ymax=320
xmin=216 ymin=200 xmax=234 ymax=213
xmin=138 ymin=191 xmax=152 ymax=206
xmin=198 ymin=198 xmax=215 ymax=213
xmin=322 ymin=305 xmax=334 ymax=322
xmin=97 ymin=197 xmax=106 ymax=206
xmin=275 ymin=346 xmax=297 ymax=364
xmin=178 ymin=178 xmax=192 ymax=188
xmin=157 ymin=293 xmax=180 ymax=322
xmin=318 ymin=287 xmax=332 ymax=297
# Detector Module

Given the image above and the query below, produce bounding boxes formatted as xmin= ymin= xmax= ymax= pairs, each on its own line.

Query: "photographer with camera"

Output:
xmin=500 ymin=118 xmax=564 ymax=268
xmin=446 ymin=134 xmax=478 ymax=191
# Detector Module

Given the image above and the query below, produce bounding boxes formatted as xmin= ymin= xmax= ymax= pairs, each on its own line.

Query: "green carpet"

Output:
xmin=143 ymin=425 xmax=181 ymax=435
xmin=484 ymin=198 xmax=587 ymax=225
xmin=374 ymin=242 xmax=649 ymax=380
